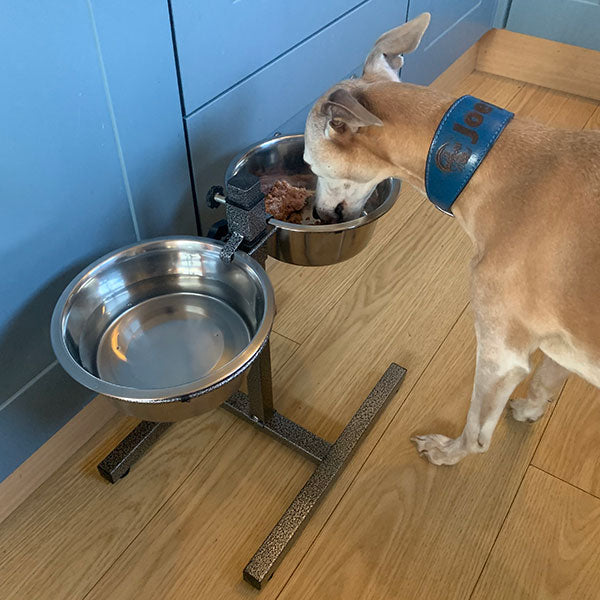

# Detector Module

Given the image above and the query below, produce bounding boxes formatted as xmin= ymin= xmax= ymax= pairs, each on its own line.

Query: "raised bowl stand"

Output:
xmin=96 ymin=173 xmax=406 ymax=589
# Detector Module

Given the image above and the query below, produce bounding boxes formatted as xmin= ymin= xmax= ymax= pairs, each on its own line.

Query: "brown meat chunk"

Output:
xmin=286 ymin=212 xmax=303 ymax=224
xmin=263 ymin=180 xmax=311 ymax=221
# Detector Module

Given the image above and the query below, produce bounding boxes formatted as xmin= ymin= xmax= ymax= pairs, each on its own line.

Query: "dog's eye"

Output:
xmin=330 ymin=119 xmax=346 ymax=132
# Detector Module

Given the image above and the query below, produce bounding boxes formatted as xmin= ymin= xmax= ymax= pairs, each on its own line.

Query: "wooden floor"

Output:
xmin=2 ymin=69 xmax=600 ymax=600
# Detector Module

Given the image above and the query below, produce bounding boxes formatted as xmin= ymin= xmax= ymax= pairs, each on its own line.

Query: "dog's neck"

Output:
xmin=363 ymin=82 xmax=450 ymax=188
xmin=363 ymin=81 xmax=490 ymax=247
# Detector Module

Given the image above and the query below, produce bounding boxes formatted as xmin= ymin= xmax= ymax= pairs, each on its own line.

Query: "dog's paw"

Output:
xmin=509 ymin=398 xmax=546 ymax=423
xmin=410 ymin=434 xmax=467 ymax=466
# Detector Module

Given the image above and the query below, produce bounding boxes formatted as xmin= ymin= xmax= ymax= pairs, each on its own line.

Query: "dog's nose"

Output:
xmin=314 ymin=206 xmax=334 ymax=222
xmin=314 ymin=203 xmax=344 ymax=223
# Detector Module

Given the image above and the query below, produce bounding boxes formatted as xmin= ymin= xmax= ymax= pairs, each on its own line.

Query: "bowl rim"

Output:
xmin=225 ymin=133 xmax=401 ymax=233
xmin=50 ymin=236 xmax=275 ymax=403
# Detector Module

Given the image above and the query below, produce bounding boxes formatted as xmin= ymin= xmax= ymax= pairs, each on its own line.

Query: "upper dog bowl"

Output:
xmin=51 ymin=237 xmax=275 ymax=422
xmin=225 ymin=134 xmax=401 ymax=266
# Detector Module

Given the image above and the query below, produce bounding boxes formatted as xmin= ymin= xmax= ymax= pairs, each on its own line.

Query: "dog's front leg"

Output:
xmin=412 ymin=338 xmax=531 ymax=466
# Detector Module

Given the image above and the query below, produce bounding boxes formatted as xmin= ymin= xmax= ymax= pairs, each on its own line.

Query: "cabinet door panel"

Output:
xmin=507 ymin=0 xmax=600 ymax=52
xmin=402 ymin=0 xmax=496 ymax=84
xmin=171 ymin=0 xmax=367 ymax=113
xmin=0 ymin=2 xmax=137 ymax=403
xmin=90 ymin=0 xmax=195 ymax=238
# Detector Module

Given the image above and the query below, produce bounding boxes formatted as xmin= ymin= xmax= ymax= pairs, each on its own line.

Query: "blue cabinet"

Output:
xmin=170 ymin=0 xmax=366 ymax=114
xmin=505 ymin=0 xmax=600 ymax=52
xmin=402 ymin=0 xmax=498 ymax=84
xmin=91 ymin=1 xmax=195 ymax=239
xmin=1 ymin=2 xmax=136 ymax=414
xmin=0 ymin=1 xmax=193 ymax=481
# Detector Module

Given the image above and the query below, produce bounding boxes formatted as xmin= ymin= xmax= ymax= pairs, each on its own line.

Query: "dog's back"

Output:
xmin=461 ymin=119 xmax=600 ymax=385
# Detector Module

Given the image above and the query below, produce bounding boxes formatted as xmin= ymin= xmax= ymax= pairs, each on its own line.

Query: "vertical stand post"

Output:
xmin=247 ymin=340 xmax=274 ymax=422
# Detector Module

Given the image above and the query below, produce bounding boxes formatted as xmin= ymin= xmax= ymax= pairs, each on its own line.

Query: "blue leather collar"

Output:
xmin=425 ymin=95 xmax=514 ymax=216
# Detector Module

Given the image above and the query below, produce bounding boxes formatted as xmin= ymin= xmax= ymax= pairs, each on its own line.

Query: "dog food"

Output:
xmin=263 ymin=179 xmax=316 ymax=223
xmin=259 ymin=173 xmax=314 ymax=194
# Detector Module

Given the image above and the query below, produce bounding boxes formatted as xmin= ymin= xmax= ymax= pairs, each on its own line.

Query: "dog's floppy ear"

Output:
xmin=363 ymin=13 xmax=431 ymax=81
xmin=321 ymin=88 xmax=383 ymax=134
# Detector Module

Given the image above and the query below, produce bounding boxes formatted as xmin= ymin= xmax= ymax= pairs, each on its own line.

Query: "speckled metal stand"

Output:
xmin=238 ymin=361 xmax=406 ymax=589
xmin=95 ymin=173 xmax=407 ymax=589
xmin=96 ymin=357 xmax=405 ymax=586
xmin=97 ymin=421 xmax=172 ymax=483
xmin=223 ymin=392 xmax=331 ymax=465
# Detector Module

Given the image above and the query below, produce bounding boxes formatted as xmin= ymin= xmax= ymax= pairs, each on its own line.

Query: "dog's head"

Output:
xmin=304 ymin=13 xmax=430 ymax=222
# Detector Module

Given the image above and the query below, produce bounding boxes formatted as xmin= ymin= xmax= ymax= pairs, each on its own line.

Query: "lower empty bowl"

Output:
xmin=51 ymin=237 xmax=275 ymax=421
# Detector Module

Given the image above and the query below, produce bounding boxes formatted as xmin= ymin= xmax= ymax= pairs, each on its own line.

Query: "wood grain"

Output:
xmin=85 ymin=410 xmax=316 ymax=600
xmin=0 ymin=332 xmax=298 ymax=600
xmin=477 ymin=29 xmax=600 ymax=101
xmin=274 ymin=309 xmax=557 ymax=600
xmin=584 ymin=105 xmax=600 ymax=130
xmin=0 ymin=395 xmax=117 ymax=526
xmin=268 ymin=192 xmax=420 ymax=344
xmin=460 ymin=70 xmax=525 ymax=106
xmin=472 ymin=467 xmax=600 ymax=600
xmin=533 ymin=377 xmax=600 ymax=499
xmin=508 ymin=84 xmax=598 ymax=128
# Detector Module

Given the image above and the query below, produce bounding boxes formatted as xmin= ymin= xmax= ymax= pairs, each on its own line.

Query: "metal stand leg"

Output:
xmin=246 ymin=340 xmax=274 ymax=422
xmin=97 ymin=421 xmax=172 ymax=483
xmin=232 ymin=362 xmax=407 ymax=589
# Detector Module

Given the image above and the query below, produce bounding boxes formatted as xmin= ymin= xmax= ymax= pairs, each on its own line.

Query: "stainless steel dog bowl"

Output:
xmin=225 ymin=134 xmax=401 ymax=266
xmin=51 ymin=237 xmax=275 ymax=421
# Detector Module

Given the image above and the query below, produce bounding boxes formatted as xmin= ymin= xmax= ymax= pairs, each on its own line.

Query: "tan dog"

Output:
xmin=304 ymin=13 xmax=600 ymax=465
